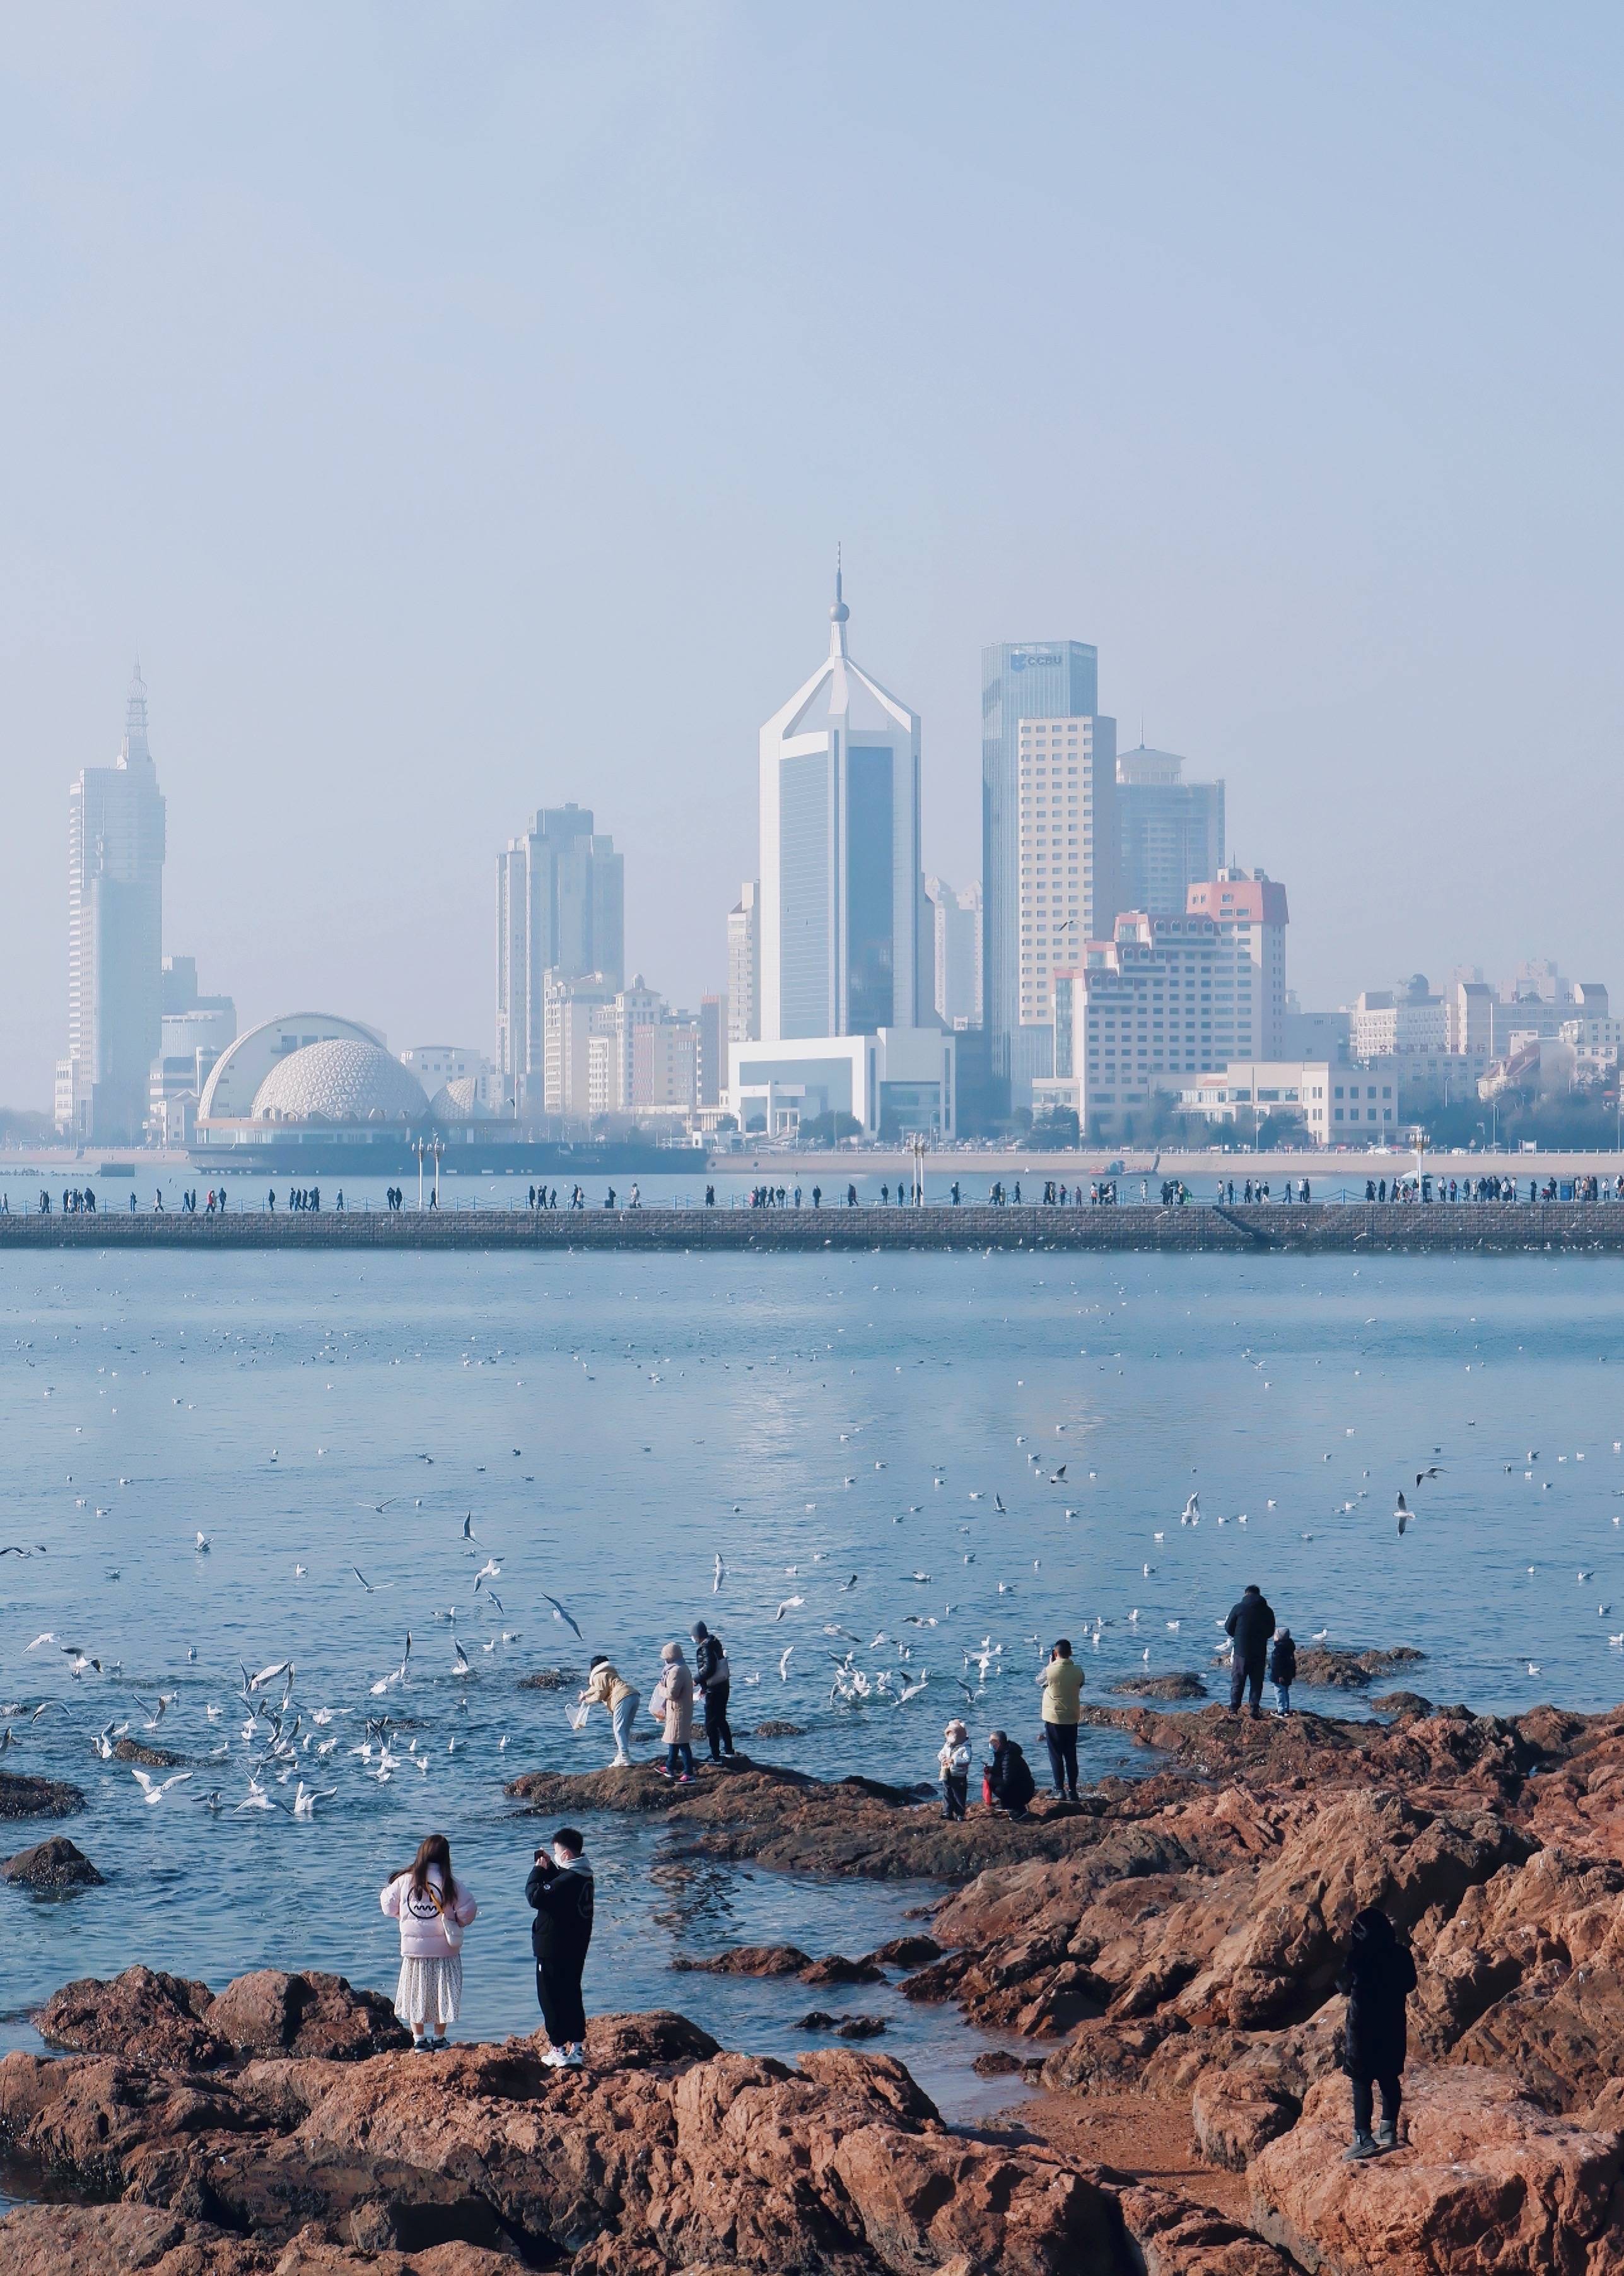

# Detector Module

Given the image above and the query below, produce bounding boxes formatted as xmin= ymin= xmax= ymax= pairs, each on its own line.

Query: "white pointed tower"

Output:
xmin=759 ymin=563 xmax=925 ymax=1040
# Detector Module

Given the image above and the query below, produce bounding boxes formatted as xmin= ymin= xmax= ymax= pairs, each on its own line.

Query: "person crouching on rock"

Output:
xmin=1340 ymin=1905 xmax=1417 ymax=2159
xmin=380 ymin=1833 xmax=477 ymax=2052
xmin=651 ymin=1641 xmax=696 ymax=1782
xmin=983 ymin=1729 xmax=1035 ymax=1817
xmin=579 ymin=1655 xmax=640 ymax=1767
xmin=938 ymin=1719 xmax=971 ymax=1819
xmin=527 ymin=1826 xmax=595 ymax=2070
xmin=1269 ymin=1628 xmax=1296 ymax=1716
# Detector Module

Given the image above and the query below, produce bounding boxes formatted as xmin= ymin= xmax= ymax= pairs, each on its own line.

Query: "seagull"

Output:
xmin=778 ymin=1646 xmax=794 ymax=1681
xmin=775 ymin=1595 xmax=803 ymax=1620
xmin=1416 ymin=1467 xmax=1442 ymax=1484
xmin=351 ymin=1566 xmax=387 ymax=1593
xmin=195 ymin=1532 xmax=211 ymax=1553
xmin=460 ymin=1514 xmax=478 ymax=1542
xmin=713 ymin=1554 xmax=725 ymax=1593
xmin=452 ymin=1640 xmax=472 ymax=1675
xmin=1394 ymin=1493 xmax=1411 ymax=1536
xmin=1181 ymin=1493 xmax=1198 ymax=1524
xmin=131 ymin=1768 xmax=192 ymax=1806
xmin=542 ymin=1593 xmax=582 ymax=1640
xmin=291 ymin=1783 xmax=337 ymax=1819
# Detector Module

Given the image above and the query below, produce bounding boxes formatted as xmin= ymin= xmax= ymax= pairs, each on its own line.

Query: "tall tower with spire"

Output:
xmin=757 ymin=565 xmax=927 ymax=1041
xmin=55 ymin=666 xmax=168 ymax=1142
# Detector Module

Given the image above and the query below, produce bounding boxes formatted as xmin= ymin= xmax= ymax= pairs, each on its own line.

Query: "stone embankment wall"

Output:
xmin=1 ymin=1203 xmax=1622 ymax=1253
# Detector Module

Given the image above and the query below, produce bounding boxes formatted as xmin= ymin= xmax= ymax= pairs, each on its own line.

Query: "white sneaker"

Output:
xmin=541 ymin=2046 xmax=569 ymax=2068
xmin=563 ymin=2046 xmax=585 ymax=2068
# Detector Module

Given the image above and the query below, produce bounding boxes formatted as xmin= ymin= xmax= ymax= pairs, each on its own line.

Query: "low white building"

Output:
xmin=1176 ymin=1061 xmax=1333 ymax=1140
xmin=728 ymin=1028 xmax=955 ymax=1139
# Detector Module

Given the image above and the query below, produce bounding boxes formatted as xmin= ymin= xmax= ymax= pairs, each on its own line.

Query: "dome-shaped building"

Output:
xmin=251 ymin=1039 xmax=429 ymax=1125
xmin=429 ymin=1076 xmax=489 ymax=1123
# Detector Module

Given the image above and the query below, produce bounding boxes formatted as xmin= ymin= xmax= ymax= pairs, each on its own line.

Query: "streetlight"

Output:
xmin=414 ymin=1135 xmax=443 ymax=1210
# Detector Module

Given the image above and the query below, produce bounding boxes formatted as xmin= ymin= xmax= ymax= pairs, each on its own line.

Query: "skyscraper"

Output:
xmin=1116 ymin=745 xmax=1225 ymax=915
xmin=981 ymin=641 xmax=1097 ymax=1093
xmin=496 ymin=804 xmax=624 ymax=1111
xmin=727 ymin=883 xmax=760 ymax=1051
xmin=55 ymin=667 xmax=167 ymax=1144
xmin=759 ymin=568 xmax=925 ymax=1040
xmin=1016 ymin=714 xmax=1118 ymax=1031
xmin=925 ymin=877 xmax=983 ymax=1028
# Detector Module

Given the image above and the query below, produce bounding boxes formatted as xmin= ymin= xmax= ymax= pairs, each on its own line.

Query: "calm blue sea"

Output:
xmin=1 ymin=1247 xmax=1621 ymax=2115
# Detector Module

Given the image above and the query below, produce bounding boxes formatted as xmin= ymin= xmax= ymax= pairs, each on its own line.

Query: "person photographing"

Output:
xmin=525 ymin=1827 xmax=595 ymax=2069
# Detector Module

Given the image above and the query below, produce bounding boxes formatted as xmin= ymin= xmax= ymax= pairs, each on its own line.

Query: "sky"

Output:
xmin=1 ymin=2 xmax=1620 ymax=1107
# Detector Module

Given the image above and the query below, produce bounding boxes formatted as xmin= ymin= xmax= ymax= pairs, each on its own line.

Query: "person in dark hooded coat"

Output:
xmin=1339 ymin=1905 xmax=1417 ymax=2157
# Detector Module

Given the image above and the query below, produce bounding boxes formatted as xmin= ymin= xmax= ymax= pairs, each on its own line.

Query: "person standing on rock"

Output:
xmin=651 ymin=1641 xmax=696 ymax=1781
xmin=938 ymin=1719 xmax=971 ymax=1819
xmin=380 ymin=1834 xmax=477 ymax=2052
xmin=1037 ymin=1638 xmax=1084 ymax=1800
xmin=578 ymin=1656 xmax=640 ymax=1767
xmin=527 ymin=1826 xmax=595 ymax=2070
xmin=1269 ymin=1628 xmax=1297 ymax=1716
xmin=1340 ymin=1906 xmax=1417 ymax=2158
xmin=1224 ymin=1583 xmax=1276 ymax=1718
xmin=690 ymin=1621 xmax=735 ymax=1761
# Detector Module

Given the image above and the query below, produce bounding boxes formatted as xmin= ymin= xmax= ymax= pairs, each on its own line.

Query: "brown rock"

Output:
xmin=35 ymin=1964 xmax=226 ymax=2067
xmin=111 ymin=1737 xmax=189 ymax=1768
xmin=1251 ymin=2064 xmax=1622 ymax=2276
xmin=1372 ymin=1691 xmax=1433 ymax=1719
xmin=1118 ymin=2183 xmax=1300 ymax=2276
xmin=751 ymin=1720 xmax=804 ymax=1737
xmin=517 ymin=1666 xmax=580 ymax=1690
xmin=0 ymin=1769 xmax=85 ymax=1820
xmin=1114 ymin=1672 xmax=1210 ymax=1700
xmin=800 ymin=1952 xmax=885 ymax=1986
xmin=864 ymin=1934 xmax=942 ymax=1968
xmin=797 ymin=2009 xmax=889 ymax=2038
xmin=670 ymin=1942 xmax=813 ymax=1977
xmin=202 ymin=1970 xmax=407 ymax=2061
xmin=1190 ymin=2063 xmax=1299 ymax=2169
xmin=0 ymin=1836 xmax=103 ymax=1890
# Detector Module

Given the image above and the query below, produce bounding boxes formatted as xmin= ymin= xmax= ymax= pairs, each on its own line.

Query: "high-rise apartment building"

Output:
xmin=542 ymin=972 xmax=618 ymax=1120
xmin=1186 ymin=871 xmax=1288 ymax=1059
xmin=1116 ymin=745 xmax=1225 ymax=916
xmin=698 ymin=994 xmax=727 ymax=1108
xmin=55 ymin=668 xmax=168 ymax=1144
xmin=759 ymin=570 xmax=925 ymax=1040
xmin=925 ymin=877 xmax=982 ymax=1028
xmin=980 ymin=640 xmax=1097 ymax=1088
xmin=1017 ymin=714 xmax=1118 ymax=1031
xmin=496 ymin=804 xmax=624 ymax=1110
xmin=727 ymin=884 xmax=759 ymax=1052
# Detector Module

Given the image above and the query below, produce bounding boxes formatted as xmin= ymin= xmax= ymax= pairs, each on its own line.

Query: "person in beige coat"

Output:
xmin=650 ymin=1641 xmax=696 ymax=1782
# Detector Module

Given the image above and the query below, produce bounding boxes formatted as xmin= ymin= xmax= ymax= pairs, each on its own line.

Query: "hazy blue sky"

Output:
xmin=2 ymin=3 xmax=1620 ymax=1105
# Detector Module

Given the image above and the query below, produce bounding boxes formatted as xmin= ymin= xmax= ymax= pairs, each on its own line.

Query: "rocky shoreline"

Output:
xmin=4 ymin=1692 xmax=1624 ymax=2272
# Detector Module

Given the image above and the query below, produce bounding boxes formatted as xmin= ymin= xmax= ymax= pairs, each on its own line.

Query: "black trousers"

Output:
xmin=703 ymin=1680 xmax=733 ymax=1758
xmin=1352 ymin=2074 xmax=1401 ymax=2132
xmin=1043 ymin=1721 xmax=1079 ymax=1794
xmin=1229 ymin=1658 xmax=1265 ymax=1713
xmin=536 ymin=1956 xmax=586 ymax=2047
xmin=942 ymin=1773 xmax=967 ymax=1820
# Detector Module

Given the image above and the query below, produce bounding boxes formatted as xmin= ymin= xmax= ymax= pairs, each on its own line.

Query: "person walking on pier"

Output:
xmin=1037 ymin=1638 xmax=1084 ymax=1799
xmin=651 ymin=1642 xmax=696 ymax=1781
xmin=691 ymin=1621 xmax=734 ymax=1761
xmin=578 ymin=1656 xmax=640 ymax=1766
xmin=1340 ymin=1906 xmax=1417 ymax=2159
xmin=380 ymin=1833 xmax=477 ymax=2052
xmin=1224 ymin=1583 xmax=1276 ymax=1718
xmin=527 ymin=1827 xmax=595 ymax=2070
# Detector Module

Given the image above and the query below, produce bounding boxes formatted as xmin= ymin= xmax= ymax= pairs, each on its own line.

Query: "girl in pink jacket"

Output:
xmin=380 ymin=1833 xmax=477 ymax=2050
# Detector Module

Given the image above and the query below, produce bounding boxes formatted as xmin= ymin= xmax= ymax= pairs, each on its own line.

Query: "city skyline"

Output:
xmin=2 ymin=9 xmax=1621 ymax=1107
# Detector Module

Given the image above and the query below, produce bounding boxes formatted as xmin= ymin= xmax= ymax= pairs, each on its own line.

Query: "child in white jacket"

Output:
xmin=938 ymin=1720 xmax=971 ymax=1821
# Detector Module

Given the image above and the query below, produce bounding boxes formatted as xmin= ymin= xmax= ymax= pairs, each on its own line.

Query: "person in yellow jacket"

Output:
xmin=578 ymin=1657 xmax=640 ymax=1767
xmin=1037 ymin=1638 xmax=1084 ymax=1800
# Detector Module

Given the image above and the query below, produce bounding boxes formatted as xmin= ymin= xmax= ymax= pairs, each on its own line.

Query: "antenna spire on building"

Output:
xmin=121 ymin=660 xmax=151 ymax=768
xmin=829 ymin=544 xmax=850 ymax=657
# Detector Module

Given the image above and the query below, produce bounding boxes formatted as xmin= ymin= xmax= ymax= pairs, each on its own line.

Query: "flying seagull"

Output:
xmin=543 ymin=1593 xmax=582 ymax=1640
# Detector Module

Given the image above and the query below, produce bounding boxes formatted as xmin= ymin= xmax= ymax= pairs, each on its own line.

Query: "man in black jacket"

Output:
xmin=690 ymin=1621 xmax=734 ymax=1761
xmin=984 ymin=1730 xmax=1036 ymax=1817
xmin=526 ymin=1827 xmax=595 ymax=2068
xmin=1224 ymin=1583 xmax=1276 ymax=1718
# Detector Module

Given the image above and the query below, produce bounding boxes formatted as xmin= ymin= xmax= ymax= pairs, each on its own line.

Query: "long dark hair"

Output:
xmin=405 ymin=1832 xmax=458 ymax=1910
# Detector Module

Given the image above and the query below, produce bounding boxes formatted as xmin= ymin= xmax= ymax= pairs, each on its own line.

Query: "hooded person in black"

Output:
xmin=1339 ymin=1905 xmax=1417 ymax=2157
xmin=984 ymin=1730 xmax=1036 ymax=1817
xmin=690 ymin=1621 xmax=734 ymax=1761
xmin=526 ymin=1827 xmax=595 ymax=2068
xmin=1224 ymin=1583 xmax=1276 ymax=1717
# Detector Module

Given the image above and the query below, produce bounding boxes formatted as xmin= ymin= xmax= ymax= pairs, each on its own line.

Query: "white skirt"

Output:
xmin=395 ymin=1953 xmax=462 ymax=2029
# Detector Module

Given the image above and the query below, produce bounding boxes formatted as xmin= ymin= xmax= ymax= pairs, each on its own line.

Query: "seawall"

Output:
xmin=2 ymin=1202 xmax=1623 ymax=1253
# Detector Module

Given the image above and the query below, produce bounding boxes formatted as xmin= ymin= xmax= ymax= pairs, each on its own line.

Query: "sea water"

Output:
xmin=1 ymin=1248 xmax=1621 ymax=2115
